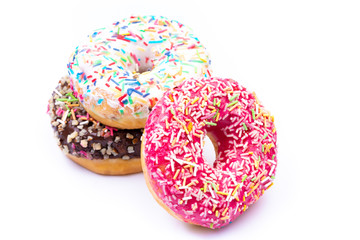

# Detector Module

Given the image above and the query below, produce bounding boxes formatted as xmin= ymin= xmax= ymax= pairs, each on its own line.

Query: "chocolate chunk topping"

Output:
xmin=48 ymin=76 xmax=143 ymax=160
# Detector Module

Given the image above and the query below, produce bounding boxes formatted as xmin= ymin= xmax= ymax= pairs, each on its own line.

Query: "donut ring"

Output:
xmin=68 ymin=15 xmax=211 ymax=129
xmin=141 ymin=77 xmax=277 ymax=228
xmin=48 ymin=76 xmax=143 ymax=175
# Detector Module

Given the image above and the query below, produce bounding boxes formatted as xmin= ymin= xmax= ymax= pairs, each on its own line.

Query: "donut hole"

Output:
xmin=203 ymin=134 xmax=217 ymax=167
xmin=138 ymin=64 xmax=153 ymax=74
xmin=134 ymin=51 xmax=156 ymax=74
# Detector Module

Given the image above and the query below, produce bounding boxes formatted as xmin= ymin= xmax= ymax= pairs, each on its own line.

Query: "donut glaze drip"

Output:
xmin=142 ymin=77 xmax=277 ymax=229
xmin=68 ymin=15 xmax=211 ymax=128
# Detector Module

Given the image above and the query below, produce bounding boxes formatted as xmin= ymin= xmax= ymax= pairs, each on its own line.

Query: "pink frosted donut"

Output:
xmin=141 ymin=77 xmax=277 ymax=229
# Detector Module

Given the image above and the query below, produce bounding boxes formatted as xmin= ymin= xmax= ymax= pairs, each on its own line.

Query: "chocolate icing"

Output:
xmin=48 ymin=76 xmax=143 ymax=160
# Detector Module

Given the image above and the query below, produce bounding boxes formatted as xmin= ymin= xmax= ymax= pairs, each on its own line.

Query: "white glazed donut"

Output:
xmin=68 ymin=15 xmax=211 ymax=129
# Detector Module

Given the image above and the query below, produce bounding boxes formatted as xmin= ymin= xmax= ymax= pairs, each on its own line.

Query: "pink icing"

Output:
xmin=56 ymin=107 xmax=64 ymax=116
xmin=143 ymin=77 xmax=277 ymax=229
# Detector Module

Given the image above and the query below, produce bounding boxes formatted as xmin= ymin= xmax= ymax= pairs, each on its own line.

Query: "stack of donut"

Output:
xmin=48 ymin=15 xmax=277 ymax=229
xmin=49 ymin=15 xmax=211 ymax=175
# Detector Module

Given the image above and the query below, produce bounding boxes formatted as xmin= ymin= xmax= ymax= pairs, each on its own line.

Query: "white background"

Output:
xmin=1 ymin=0 xmax=360 ymax=239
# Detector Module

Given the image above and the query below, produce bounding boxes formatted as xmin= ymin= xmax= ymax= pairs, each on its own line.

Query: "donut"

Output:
xmin=68 ymin=15 xmax=211 ymax=129
xmin=141 ymin=77 xmax=277 ymax=228
xmin=48 ymin=76 xmax=143 ymax=175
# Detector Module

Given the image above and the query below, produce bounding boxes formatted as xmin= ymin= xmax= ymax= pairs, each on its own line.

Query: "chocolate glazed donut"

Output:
xmin=48 ymin=76 xmax=143 ymax=175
